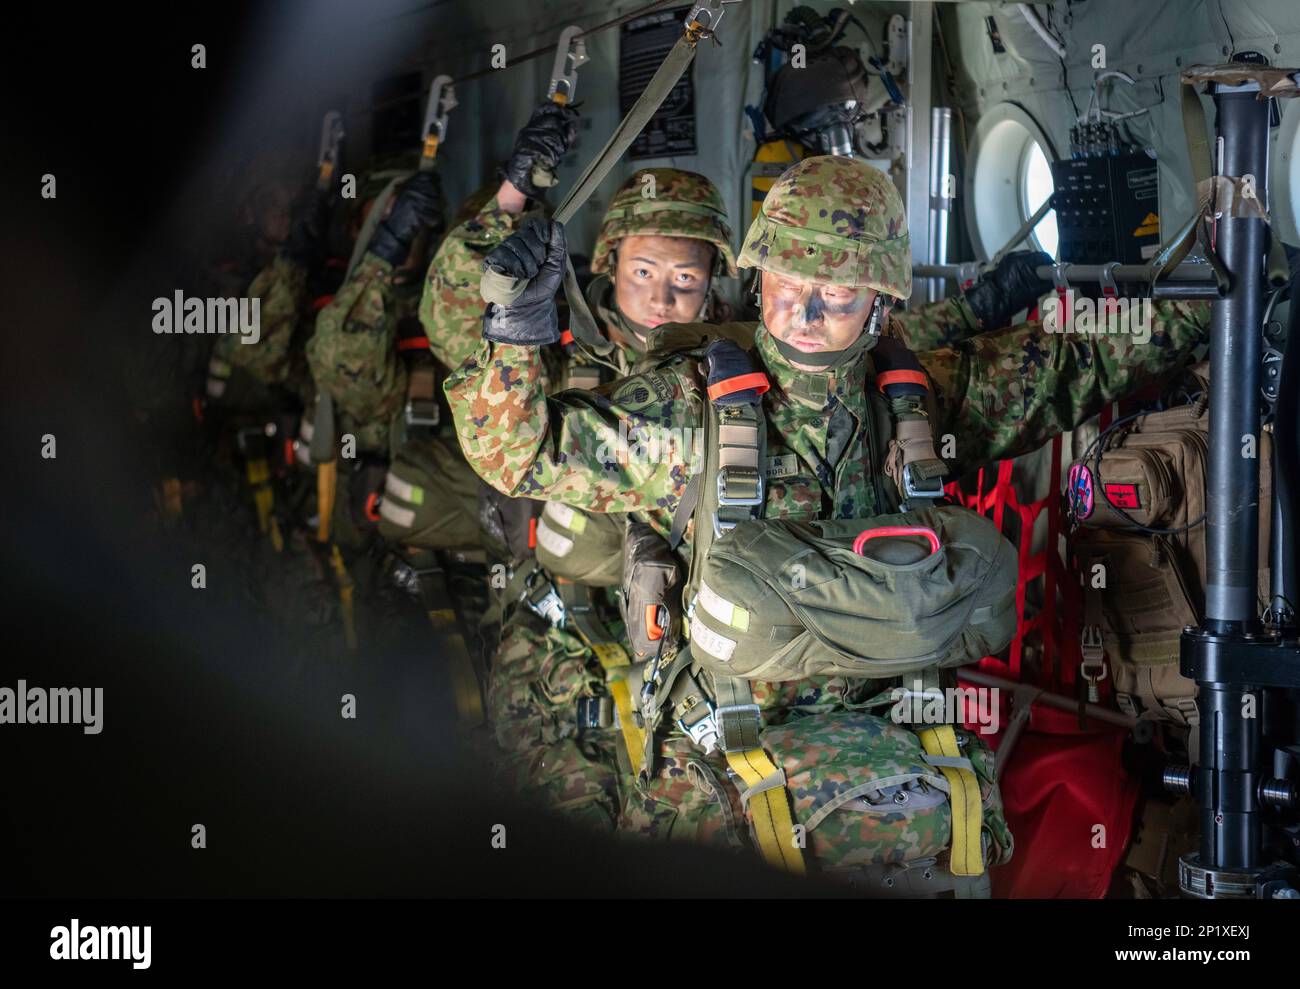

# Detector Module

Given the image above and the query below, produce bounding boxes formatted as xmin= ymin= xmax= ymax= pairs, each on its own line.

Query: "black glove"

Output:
xmin=482 ymin=218 xmax=567 ymax=346
xmin=704 ymin=337 xmax=766 ymax=405
xmin=369 ymin=171 xmax=443 ymax=267
xmin=285 ymin=187 xmax=331 ymax=267
xmin=502 ymin=102 xmax=580 ymax=199
xmin=964 ymin=250 xmax=1054 ymax=330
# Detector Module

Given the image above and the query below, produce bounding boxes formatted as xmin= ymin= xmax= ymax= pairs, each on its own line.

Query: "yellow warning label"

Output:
xmin=1134 ymin=212 xmax=1160 ymax=237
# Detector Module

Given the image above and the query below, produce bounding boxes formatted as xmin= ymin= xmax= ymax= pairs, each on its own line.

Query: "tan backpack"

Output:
xmin=1069 ymin=368 xmax=1272 ymax=728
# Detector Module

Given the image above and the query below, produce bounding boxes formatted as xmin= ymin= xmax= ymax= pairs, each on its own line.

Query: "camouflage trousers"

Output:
xmin=622 ymin=682 xmax=1016 ymax=885
xmin=485 ymin=606 xmax=626 ymax=833
xmin=485 ymin=616 xmax=1016 ymax=885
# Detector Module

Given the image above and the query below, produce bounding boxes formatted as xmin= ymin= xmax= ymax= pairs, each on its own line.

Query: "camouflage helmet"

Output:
xmin=591 ymin=168 xmax=737 ymax=277
xmin=737 ymin=155 xmax=911 ymax=299
xmin=351 ymin=150 xmax=422 ymax=222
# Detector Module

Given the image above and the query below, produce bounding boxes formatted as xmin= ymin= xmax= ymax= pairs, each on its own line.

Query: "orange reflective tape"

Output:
xmin=560 ymin=329 xmax=575 ymax=346
xmin=397 ymin=336 xmax=430 ymax=351
xmin=707 ymin=372 xmax=770 ymax=401
xmin=876 ymin=369 xmax=929 ymax=391
xmin=528 ymin=517 xmax=537 ymax=549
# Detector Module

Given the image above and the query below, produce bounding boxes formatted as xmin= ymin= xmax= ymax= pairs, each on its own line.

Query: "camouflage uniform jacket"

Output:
xmin=420 ymin=194 xmax=540 ymax=372
xmin=209 ymin=254 xmax=314 ymax=408
xmin=447 ymin=301 xmax=1211 ymax=716
xmin=890 ymin=295 xmax=981 ymax=352
xmin=305 ymin=252 xmax=410 ymax=453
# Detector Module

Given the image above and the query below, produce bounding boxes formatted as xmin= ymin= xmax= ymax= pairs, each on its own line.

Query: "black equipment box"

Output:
xmin=1051 ymin=152 xmax=1161 ymax=264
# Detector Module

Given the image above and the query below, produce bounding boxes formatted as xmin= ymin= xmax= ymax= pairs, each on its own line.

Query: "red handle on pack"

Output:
xmin=853 ymin=526 xmax=941 ymax=557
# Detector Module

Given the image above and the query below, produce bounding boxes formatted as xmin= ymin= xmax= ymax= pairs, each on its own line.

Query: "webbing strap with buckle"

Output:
xmin=895 ymin=670 xmax=985 ymax=877
xmin=405 ymin=362 xmax=441 ymax=429
xmin=713 ymin=402 xmax=766 ymax=536
xmin=552 ymin=580 xmax=645 ymax=767
xmin=244 ymin=455 xmax=282 ymax=552
xmin=522 ymin=570 xmax=567 ymax=627
xmin=872 ymin=337 xmax=946 ymax=508
xmin=1080 ymin=562 xmax=1111 ymax=707
xmin=916 ymin=723 xmax=985 ymax=877
xmin=714 ymin=676 xmax=805 ymax=874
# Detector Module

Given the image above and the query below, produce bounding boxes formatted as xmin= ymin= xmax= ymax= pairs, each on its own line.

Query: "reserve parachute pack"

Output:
xmin=626 ymin=324 xmax=1015 ymax=885
xmin=534 ymin=501 xmax=626 ymax=587
xmin=377 ymin=428 xmax=481 ymax=550
xmin=689 ymin=507 xmax=1017 ymax=681
xmin=1068 ymin=364 xmax=1272 ymax=731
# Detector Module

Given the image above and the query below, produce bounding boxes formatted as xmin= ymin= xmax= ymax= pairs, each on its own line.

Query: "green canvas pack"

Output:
xmin=377 ymin=430 xmax=481 ymax=550
xmin=534 ymin=502 xmax=626 ymax=588
xmin=688 ymin=505 xmax=1018 ymax=681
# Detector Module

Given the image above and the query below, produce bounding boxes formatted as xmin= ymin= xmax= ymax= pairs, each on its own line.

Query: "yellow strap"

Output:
xmin=607 ymin=675 xmax=645 ymax=776
xmin=589 ymin=640 xmax=630 ymax=670
xmin=575 ymin=631 xmax=641 ymax=767
xmin=316 ymin=460 xmax=337 ymax=543
xmin=246 ymin=457 xmax=275 ymax=536
xmin=426 ymin=609 xmax=484 ymax=725
xmin=724 ymin=747 xmax=806 ymax=875
xmin=329 ymin=545 xmax=358 ymax=651
xmin=159 ymin=477 xmax=184 ymax=520
xmin=917 ymin=724 xmax=984 ymax=876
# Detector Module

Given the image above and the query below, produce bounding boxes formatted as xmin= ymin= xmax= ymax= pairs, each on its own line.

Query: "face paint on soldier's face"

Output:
xmin=611 ymin=235 xmax=714 ymax=331
xmin=761 ymin=270 xmax=877 ymax=355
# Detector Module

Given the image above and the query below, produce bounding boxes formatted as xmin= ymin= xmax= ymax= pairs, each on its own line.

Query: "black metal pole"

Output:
xmin=1197 ymin=82 xmax=1269 ymax=870
xmin=1205 ymin=87 xmax=1267 ymax=630
xmin=1271 ymin=272 xmax=1300 ymax=623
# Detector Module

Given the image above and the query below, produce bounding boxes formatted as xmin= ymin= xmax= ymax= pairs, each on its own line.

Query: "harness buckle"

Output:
xmin=522 ymin=571 xmax=567 ymax=627
xmin=678 ymin=701 xmax=720 ymax=754
xmin=902 ymin=461 xmax=946 ymax=502
xmin=577 ymin=695 xmax=614 ymax=730
xmin=713 ymin=465 xmax=764 ymax=535
xmin=716 ymin=465 xmax=763 ymax=507
xmin=1079 ymin=624 xmax=1109 ymax=703
xmin=404 ymin=398 xmax=440 ymax=429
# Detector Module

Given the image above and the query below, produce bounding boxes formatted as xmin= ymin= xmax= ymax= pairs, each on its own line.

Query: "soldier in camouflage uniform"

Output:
xmin=306 ymin=169 xmax=444 ymax=457
xmin=445 ymin=155 xmax=1211 ymax=870
xmin=204 ymin=176 xmax=328 ymax=414
xmin=422 ymin=147 xmax=741 ymax=830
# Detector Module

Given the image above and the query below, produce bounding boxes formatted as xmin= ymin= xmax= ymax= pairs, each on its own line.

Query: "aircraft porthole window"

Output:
xmin=1021 ymin=140 xmax=1059 ymax=257
xmin=965 ymin=103 xmax=1060 ymax=261
xmin=1272 ymin=97 xmax=1300 ymax=248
